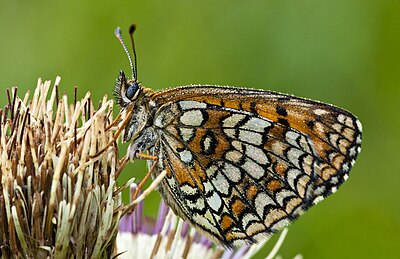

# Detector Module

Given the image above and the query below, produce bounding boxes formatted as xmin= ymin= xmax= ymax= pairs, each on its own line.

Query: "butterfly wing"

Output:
xmin=149 ymin=85 xmax=362 ymax=247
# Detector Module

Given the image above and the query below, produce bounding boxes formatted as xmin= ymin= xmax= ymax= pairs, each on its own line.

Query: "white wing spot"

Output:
xmin=179 ymin=100 xmax=207 ymax=110
xmin=223 ymin=113 xmax=246 ymax=128
xmin=180 ymin=110 xmax=204 ymax=126
xmin=356 ymin=119 xmax=363 ymax=131
xmin=181 ymin=185 xmax=197 ymax=196
xmin=193 ymin=213 xmax=218 ymax=234
xmin=332 ymin=123 xmax=343 ymax=132
xmin=203 ymin=181 xmax=213 ymax=194
xmin=344 ymin=117 xmax=354 ymax=128
xmin=223 ymin=128 xmax=236 ymax=138
xmin=206 ymin=165 xmax=218 ymax=177
xmin=241 ymin=117 xmax=271 ymax=133
xmin=180 ymin=128 xmax=195 ymax=141
xmin=330 ymin=176 xmax=339 ymax=185
xmin=329 ymin=133 xmax=340 ymax=147
xmin=302 ymin=155 xmax=314 ymax=175
xmin=242 ymin=158 xmax=264 ymax=179
xmin=244 ymin=144 xmax=269 ymax=165
xmin=255 ymin=192 xmax=276 ymax=217
xmin=276 ymin=189 xmax=296 ymax=206
xmin=211 ymin=173 xmax=230 ymax=195
xmin=313 ymin=196 xmax=324 ymax=205
xmin=286 ymin=169 xmax=302 ymax=190
xmin=179 ymin=149 xmax=193 ymax=163
xmin=225 ymin=150 xmax=243 ymax=163
xmin=314 ymin=109 xmax=328 ymax=115
xmin=231 ymin=140 xmax=243 ymax=152
xmin=356 ymin=135 xmax=362 ymax=144
xmin=349 ymin=146 xmax=357 ymax=157
xmin=206 ymin=192 xmax=222 ymax=212
xmin=286 ymin=148 xmax=304 ymax=168
xmin=239 ymin=130 xmax=262 ymax=145
xmin=202 ymin=135 xmax=215 ymax=153
xmin=285 ymin=131 xmax=301 ymax=148
xmin=337 ymin=114 xmax=347 ymax=124
xmin=242 ymin=213 xmax=259 ymax=229
xmin=342 ymin=162 xmax=349 ymax=172
xmin=222 ymin=163 xmax=241 ymax=182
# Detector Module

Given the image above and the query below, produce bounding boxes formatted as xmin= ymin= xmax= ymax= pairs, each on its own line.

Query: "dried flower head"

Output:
xmin=0 ymin=78 xmax=124 ymax=258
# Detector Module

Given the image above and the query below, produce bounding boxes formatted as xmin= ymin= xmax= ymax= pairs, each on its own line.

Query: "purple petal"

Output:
xmin=180 ymin=222 xmax=190 ymax=238
xmin=119 ymin=213 xmax=134 ymax=233
xmin=200 ymin=236 xmax=213 ymax=248
xmin=134 ymin=192 xmax=144 ymax=233
xmin=221 ymin=249 xmax=234 ymax=259
xmin=153 ymin=201 xmax=169 ymax=234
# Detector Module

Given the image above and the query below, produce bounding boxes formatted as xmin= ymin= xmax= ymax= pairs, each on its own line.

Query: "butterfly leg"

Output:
xmin=131 ymin=153 xmax=158 ymax=201
xmin=122 ymin=153 xmax=164 ymax=215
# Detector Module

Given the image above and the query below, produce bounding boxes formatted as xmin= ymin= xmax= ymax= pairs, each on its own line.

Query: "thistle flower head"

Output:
xmin=0 ymin=78 xmax=123 ymax=258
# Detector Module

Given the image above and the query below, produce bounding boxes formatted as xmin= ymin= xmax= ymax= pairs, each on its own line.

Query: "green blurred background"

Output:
xmin=0 ymin=0 xmax=398 ymax=258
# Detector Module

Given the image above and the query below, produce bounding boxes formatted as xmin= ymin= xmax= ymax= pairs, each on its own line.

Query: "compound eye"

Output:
xmin=126 ymin=82 xmax=139 ymax=99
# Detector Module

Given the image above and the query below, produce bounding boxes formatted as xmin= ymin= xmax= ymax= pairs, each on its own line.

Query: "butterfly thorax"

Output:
xmin=114 ymin=70 xmax=158 ymax=159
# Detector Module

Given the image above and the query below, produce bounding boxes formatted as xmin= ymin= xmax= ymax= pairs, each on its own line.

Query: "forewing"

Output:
xmin=150 ymin=86 xmax=362 ymax=247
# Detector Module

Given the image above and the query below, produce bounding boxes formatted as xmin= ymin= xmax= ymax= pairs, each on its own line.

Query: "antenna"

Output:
xmin=129 ymin=24 xmax=138 ymax=80
xmin=115 ymin=26 xmax=137 ymax=82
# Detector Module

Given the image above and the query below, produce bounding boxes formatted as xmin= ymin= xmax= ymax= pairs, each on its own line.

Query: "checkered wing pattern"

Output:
xmin=149 ymin=85 xmax=362 ymax=247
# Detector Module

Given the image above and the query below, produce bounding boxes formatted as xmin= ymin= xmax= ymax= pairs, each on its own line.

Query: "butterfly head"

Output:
xmin=114 ymin=70 xmax=141 ymax=108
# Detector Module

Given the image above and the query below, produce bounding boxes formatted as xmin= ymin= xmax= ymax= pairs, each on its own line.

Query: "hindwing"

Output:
xmin=148 ymin=85 xmax=362 ymax=246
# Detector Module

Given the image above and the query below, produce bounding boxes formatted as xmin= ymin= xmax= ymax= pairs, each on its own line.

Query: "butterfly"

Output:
xmin=113 ymin=25 xmax=362 ymax=247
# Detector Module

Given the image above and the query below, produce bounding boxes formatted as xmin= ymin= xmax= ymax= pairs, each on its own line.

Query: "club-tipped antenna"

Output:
xmin=115 ymin=26 xmax=137 ymax=82
xmin=129 ymin=24 xmax=138 ymax=80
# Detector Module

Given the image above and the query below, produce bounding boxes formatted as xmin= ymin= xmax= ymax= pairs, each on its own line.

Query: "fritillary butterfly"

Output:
xmin=114 ymin=25 xmax=362 ymax=247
